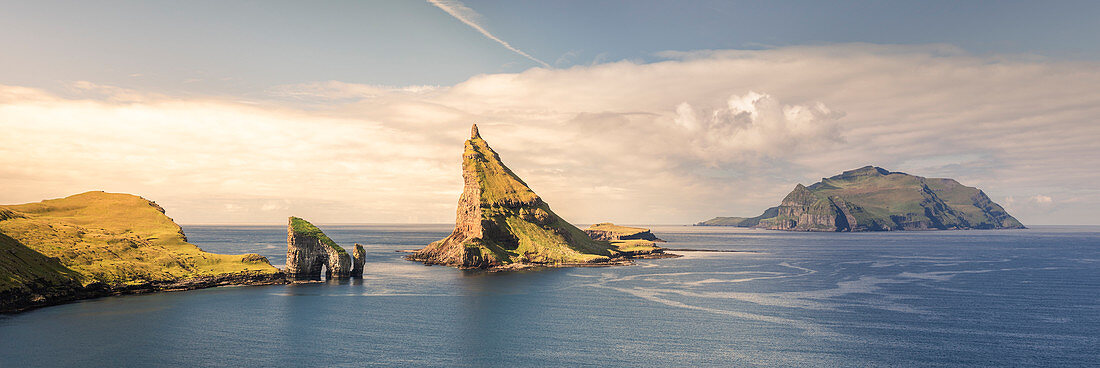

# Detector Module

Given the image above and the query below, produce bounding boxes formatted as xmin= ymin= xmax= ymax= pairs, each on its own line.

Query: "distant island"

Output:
xmin=407 ymin=124 xmax=671 ymax=270
xmin=697 ymin=166 xmax=1025 ymax=231
xmin=0 ymin=191 xmax=284 ymax=312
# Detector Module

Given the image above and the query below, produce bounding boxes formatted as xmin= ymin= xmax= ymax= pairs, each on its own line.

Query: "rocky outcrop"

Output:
xmin=765 ymin=184 xmax=845 ymax=231
xmin=351 ymin=244 xmax=366 ymax=277
xmin=408 ymin=124 xmax=617 ymax=269
xmin=584 ymin=223 xmax=664 ymax=242
xmin=698 ymin=166 xmax=1025 ymax=231
xmin=285 ymin=217 xmax=365 ymax=280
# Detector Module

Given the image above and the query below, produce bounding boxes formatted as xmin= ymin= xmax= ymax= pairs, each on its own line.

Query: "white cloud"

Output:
xmin=427 ymin=0 xmax=550 ymax=68
xmin=2 ymin=44 xmax=1099 ymax=225
xmin=671 ymin=91 xmax=843 ymax=159
xmin=1031 ymin=195 xmax=1053 ymax=204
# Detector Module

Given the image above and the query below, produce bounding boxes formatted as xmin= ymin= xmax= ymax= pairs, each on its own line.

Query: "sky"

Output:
xmin=1 ymin=0 xmax=1098 ymax=225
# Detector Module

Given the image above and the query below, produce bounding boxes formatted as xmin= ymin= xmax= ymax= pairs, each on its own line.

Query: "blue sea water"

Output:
xmin=1 ymin=225 xmax=1097 ymax=367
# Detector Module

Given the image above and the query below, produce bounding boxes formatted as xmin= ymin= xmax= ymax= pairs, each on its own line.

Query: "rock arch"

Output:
xmin=284 ymin=217 xmax=364 ymax=280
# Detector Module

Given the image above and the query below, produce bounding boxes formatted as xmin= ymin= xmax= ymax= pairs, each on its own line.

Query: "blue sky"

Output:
xmin=1 ymin=1 xmax=1098 ymax=225
xmin=2 ymin=0 xmax=1098 ymax=92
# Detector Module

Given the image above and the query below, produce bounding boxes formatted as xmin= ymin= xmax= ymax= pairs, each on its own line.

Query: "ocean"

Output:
xmin=1 ymin=225 xmax=1097 ymax=367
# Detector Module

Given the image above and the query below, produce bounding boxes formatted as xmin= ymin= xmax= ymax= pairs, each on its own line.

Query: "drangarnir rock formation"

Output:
xmin=697 ymin=166 xmax=1025 ymax=231
xmin=407 ymin=124 xmax=618 ymax=269
xmin=285 ymin=217 xmax=365 ymax=280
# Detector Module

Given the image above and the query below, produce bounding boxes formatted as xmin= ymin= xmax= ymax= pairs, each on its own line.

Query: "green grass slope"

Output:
xmin=0 ymin=230 xmax=84 ymax=307
xmin=289 ymin=216 xmax=348 ymax=256
xmin=0 ymin=192 xmax=280 ymax=310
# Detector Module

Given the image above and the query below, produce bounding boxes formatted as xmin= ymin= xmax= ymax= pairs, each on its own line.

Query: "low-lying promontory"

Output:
xmin=0 ymin=191 xmax=285 ymax=313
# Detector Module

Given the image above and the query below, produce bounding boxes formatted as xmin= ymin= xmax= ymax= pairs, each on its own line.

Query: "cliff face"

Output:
xmin=765 ymin=184 xmax=846 ymax=231
xmin=285 ymin=217 xmax=363 ymax=280
xmin=0 ymin=191 xmax=283 ymax=312
xmin=408 ymin=124 xmax=615 ymax=268
xmin=698 ymin=166 xmax=1025 ymax=231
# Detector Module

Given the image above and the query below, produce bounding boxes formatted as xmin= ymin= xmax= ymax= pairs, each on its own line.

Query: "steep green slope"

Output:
xmin=0 ymin=191 xmax=282 ymax=311
xmin=410 ymin=125 xmax=617 ymax=268
xmin=289 ymin=216 xmax=348 ymax=257
xmin=0 ymin=229 xmax=85 ymax=309
xmin=698 ymin=166 xmax=1024 ymax=231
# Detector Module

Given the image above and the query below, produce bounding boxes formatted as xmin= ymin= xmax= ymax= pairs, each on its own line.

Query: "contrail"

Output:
xmin=427 ymin=0 xmax=551 ymax=68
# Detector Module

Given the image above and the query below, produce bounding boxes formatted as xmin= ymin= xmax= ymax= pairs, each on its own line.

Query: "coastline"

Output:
xmin=1 ymin=271 xmax=286 ymax=314
xmin=405 ymin=250 xmax=683 ymax=272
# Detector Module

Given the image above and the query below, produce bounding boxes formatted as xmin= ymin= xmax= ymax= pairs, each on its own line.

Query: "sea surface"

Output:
xmin=1 ymin=225 xmax=1098 ymax=367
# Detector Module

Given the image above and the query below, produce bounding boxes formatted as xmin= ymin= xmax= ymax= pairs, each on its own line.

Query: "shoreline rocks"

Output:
xmin=2 ymin=271 xmax=286 ymax=314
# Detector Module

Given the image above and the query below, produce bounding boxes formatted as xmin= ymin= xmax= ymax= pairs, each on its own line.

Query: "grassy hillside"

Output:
xmin=0 ymin=191 xmax=280 ymax=310
xmin=0 ymin=230 xmax=84 ymax=304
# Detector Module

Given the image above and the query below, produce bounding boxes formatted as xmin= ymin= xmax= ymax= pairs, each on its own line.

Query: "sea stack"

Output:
xmin=285 ymin=217 xmax=363 ymax=280
xmin=351 ymin=244 xmax=366 ymax=277
xmin=408 ymin=124 xmax=615 ymax=268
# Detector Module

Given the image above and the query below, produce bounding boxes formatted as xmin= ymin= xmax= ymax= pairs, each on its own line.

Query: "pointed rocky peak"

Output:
xmin=781 ymin=183 xmax=818 ymax=205
xmin=463 ymin=128 xmax=539 ymax=206
xmin=471 ymin=123 xmax=481 ymax=139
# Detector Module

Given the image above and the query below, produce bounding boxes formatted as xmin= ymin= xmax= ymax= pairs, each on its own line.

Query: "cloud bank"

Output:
xmin=2 ymin=44 xmax=1098 ymax=225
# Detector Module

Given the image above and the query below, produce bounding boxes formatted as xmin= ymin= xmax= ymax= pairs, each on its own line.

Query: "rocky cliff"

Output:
xmin=351 ymin=244 xmax=366 ymax=278
xmin=285 ymin=217 xmax=364 ymax=280
xmin=408 ymin=124 xmax=618 ymax=269
xmin=0 ymin=191 xmax=284 ymax=312
xmin=697 ymin=166 xmax=1025 ymax=231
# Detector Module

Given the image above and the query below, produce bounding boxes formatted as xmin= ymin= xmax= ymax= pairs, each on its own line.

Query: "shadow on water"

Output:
xmin=454 ymin=268 xmax=581 ymax=365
